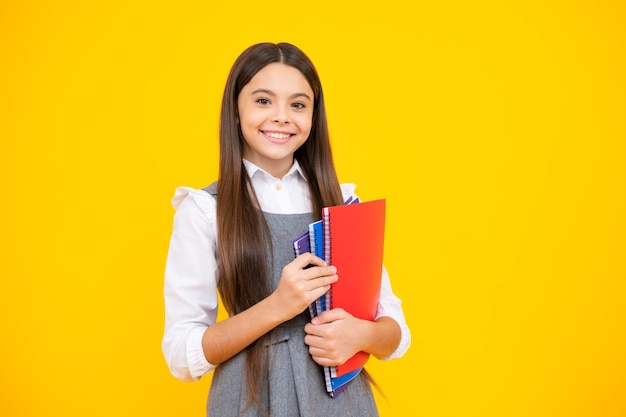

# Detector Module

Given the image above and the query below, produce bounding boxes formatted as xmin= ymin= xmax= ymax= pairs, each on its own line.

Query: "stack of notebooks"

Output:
xmin=292 ymin=197 xmax=386 ymax=397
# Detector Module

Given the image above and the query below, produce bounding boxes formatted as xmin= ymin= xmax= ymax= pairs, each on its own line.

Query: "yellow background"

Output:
xmin=1 ymin=1 xmax=625 ymax=416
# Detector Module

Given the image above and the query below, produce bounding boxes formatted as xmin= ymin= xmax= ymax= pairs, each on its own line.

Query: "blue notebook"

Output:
xmin=308 ymin=220 xmax=325 ymax=315
xmin=292 ymin=231 xmax=316 ymax=317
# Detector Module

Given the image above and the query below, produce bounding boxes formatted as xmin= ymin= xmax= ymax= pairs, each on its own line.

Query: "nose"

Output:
xmin=272 ymin=106 xmax=290 ymax=124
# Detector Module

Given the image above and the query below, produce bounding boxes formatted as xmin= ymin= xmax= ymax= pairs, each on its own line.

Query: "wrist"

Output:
xmin=263 ymin=292 xmax=291 ymax=325
xmin=365 ymin=316 xmax=401 ymax=359
xmin=358 ymin=318 xmax=379 ymax=355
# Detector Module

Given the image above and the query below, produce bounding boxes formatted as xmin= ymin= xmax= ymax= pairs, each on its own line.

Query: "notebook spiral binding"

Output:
xmin=322 ymin=207 xmax=332 ymax=313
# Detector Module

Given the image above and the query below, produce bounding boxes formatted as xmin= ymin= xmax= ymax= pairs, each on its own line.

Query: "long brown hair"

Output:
xmin=216 ymin=43 xmax=344 ymax=414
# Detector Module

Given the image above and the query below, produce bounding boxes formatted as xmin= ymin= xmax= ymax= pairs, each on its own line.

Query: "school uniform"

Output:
xmin=162 ymin=159 xmax=411 ymax=416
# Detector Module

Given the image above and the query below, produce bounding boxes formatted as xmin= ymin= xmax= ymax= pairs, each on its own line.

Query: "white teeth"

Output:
xmin=265 ymin=131 xmax=291 ymax=139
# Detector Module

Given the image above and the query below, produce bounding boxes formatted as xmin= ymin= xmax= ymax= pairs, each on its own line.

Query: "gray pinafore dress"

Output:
xmin=203 ymin=183 xmax=379 ymax=417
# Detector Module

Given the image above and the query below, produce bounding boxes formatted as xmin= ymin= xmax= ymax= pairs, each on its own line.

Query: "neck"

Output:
xmin=248 ymin=158 xmax=295 ymax=180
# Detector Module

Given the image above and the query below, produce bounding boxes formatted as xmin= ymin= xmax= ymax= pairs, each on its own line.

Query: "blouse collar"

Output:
xmin=242 ymin=159 xmax=307 ymax=182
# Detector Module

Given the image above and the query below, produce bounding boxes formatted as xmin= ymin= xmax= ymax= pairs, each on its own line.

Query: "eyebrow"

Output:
xmin=250 ymin=88 xmax=312 ymax=101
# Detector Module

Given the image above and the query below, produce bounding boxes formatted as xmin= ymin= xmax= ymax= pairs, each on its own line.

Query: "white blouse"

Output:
xmin=162 ymin=160 xmax=411 ymax=381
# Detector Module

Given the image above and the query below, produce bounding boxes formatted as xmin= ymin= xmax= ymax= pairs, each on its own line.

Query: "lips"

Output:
xmin=262 ymin=130 xmax=294 ymax=143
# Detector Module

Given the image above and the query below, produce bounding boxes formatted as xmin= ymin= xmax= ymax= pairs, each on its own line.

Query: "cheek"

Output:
xmin=239 ymin=111 xmax=262 ymax=133
xmin=238 ymin=114 xmax=259 ymax=142
xmin=295 ymin=113 xmax=314 ymax=134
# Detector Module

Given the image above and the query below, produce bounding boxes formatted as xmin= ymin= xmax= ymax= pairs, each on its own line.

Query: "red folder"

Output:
xmin=322 ymin=199 xmax=386 ymax=377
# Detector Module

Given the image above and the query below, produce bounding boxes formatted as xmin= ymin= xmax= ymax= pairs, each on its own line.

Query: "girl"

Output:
xmin=162 ymin=42 xmax=410 ymax=417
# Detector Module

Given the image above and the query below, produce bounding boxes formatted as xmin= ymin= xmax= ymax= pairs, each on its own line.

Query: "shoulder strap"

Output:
xmin=202 ymin=181 xmax=218 ymax=198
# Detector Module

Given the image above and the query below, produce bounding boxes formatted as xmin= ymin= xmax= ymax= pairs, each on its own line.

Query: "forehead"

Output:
xmin=243 ymin=63 xmax=313 ymax=96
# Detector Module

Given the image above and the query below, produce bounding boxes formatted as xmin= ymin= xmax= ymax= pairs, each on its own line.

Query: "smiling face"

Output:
xmin=237 ymin=63 xmax=314 ymax=178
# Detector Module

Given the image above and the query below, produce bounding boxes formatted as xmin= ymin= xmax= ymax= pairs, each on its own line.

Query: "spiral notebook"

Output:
xmin=292 ymin=198 xmax=386 ymax=397
xmin=322 ymin=199 xmax=386 ymax=378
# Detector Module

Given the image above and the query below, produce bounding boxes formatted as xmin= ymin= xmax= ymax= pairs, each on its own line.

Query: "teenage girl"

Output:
xmin=162 ymin=42 xmax=410 ymax=417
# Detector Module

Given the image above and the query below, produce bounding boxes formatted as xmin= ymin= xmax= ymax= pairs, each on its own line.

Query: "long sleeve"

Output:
xmin=375 ymin=266 xmax=411 ymax=359
xmin=162 ymin=187 xmax=219 ymax=381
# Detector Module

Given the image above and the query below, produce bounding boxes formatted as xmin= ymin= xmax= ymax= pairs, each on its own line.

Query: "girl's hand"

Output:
xmin=272 ymin=253 xmax=338 ymax=321
xmin=303 ymin=308 xmax=364 ymax=367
